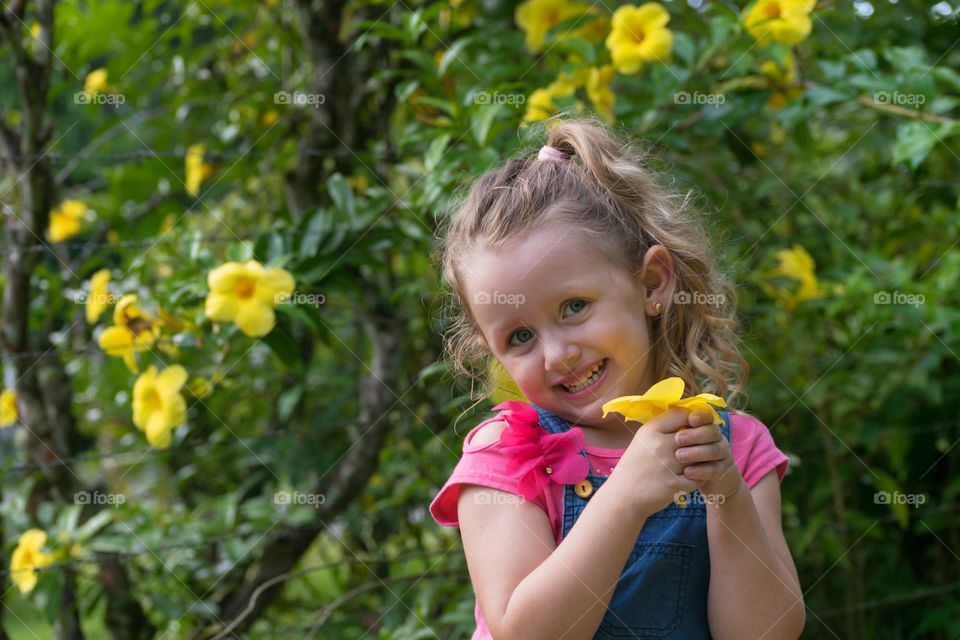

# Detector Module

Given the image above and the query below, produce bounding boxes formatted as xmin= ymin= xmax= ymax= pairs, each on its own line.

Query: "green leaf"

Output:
xmin=438 ymin=37 xmax=473 ymax=76
xmin=871 ymin=469 xmax=909 ymax=530
xmin=892 ymin=121 xmax=940 ymax=169
xmin=327 ymin=174 xmax=356 ymax=223
xmin=472 ymin=103 xmax=502 ymax=147
xmin=300 ymin=209 xmax=331 ymax=257
xmin=425 ymin=133 xmax=452 ymax=172
xmin=672 ymin=32 xmax=695 ymax=68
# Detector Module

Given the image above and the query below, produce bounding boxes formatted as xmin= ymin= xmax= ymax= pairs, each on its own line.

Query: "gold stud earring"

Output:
xmin=654 ymin=302 xmax=663 ymax=316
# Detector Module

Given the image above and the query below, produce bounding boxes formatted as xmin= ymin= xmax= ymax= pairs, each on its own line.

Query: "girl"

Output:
xmin=429 ymin=117 xmax=803 ymax=640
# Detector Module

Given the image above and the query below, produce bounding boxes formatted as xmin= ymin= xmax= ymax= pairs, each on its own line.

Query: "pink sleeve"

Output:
xmin=730 ymin=412 xmax=790 ymax=489
xmin=429 ymin=417 xmax=551 ymax=527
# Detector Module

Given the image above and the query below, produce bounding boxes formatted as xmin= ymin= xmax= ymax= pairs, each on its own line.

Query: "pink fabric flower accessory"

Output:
xmin=492 ymin=400 xmax=590 ymax=501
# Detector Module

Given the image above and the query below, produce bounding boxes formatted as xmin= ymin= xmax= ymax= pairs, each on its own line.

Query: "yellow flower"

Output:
xmin=570 ymin=10 xmax=610 ymax=45
xmin=186 ymin=376 xmax=214 ymax=399
xmin=760 ymin=53 xmax=803 ymax=108
xmin=515 ymin=0 xmax=583 ymax=52
xmin=260 ymin=110 xmax=279 ymax=127
xmin=85 ymin=269 xmax=112 ymax=324
xmin=29 ymin=23 xmax=41 ymax=39
xmin=133 ymin=365 xmax=188 ymax=448
xmin=523 ymin=88 xmax=557 ymax=123
xmin=0 ymin=388 xmax=17 ymax=427
xmin=185 ymin=144 xmax=214 ymax=197
xmin=586 ymin=65 xmax=616 ymax=121
xmin=549 ymin=67 xmax=590 ymax=97
xmin=97 ymin=294 xmax=160 ymax=373
xmin=768 ymin=244 xmax=822 ymax=309
xmin=743 ymin=0 xmax=816 ymax=46
xmin=489 ymin=358 xmax=527 ymax=404
xmin=84 ymin=68 xmax=108 ymax=94
xmin=11 ymin=529 xmax=55 ymax=593
xmin=48 ymin=200 xmax=88 ymax=243
xmin=204 ymin=260 xmax=295 ymax=337
xmin=345 ymin=174 xmax=369 ymax=195
xmin=605 ymin=3 xmax=673 ymax=75
xmin=602 ymin=377 xmax=727 ymax=425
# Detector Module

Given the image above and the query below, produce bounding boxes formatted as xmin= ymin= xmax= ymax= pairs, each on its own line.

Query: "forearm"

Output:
xmin=706 ymin=481 xmax=804 ymax=640
xmin=500 ymin=477 xmax=646 ymax=640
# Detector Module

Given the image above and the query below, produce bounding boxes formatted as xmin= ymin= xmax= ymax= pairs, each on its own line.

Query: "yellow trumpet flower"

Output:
xmin=602 ymin=377 xmax=727 ymax=425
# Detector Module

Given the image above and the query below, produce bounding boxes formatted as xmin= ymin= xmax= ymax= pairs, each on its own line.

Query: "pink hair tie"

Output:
xmin=537 ymin=145 xmax=570 ymax=163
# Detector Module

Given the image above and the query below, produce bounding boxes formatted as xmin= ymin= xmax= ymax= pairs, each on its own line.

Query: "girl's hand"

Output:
xmin=674 ymin=412 xmax=745 ymax=503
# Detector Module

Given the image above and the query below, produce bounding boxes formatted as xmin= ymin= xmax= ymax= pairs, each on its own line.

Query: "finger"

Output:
xmin=687 ymin=411 xmax=713 ymax=427
xmin=682 ymin=461 xmax=727 ymax=480
xmin=650 ymin=408 xmax=694 ymax=434
xmin=675 ymin=423 xmax=722 ymax=446
xmin=676 ymin=442 xmax=727 ymax=465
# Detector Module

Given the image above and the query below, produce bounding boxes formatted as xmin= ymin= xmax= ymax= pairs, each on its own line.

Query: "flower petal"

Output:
xmin=234 ymin=300 xmax=276 ymax=337
xmin=207 ymin=262 xmax=246 ymax=293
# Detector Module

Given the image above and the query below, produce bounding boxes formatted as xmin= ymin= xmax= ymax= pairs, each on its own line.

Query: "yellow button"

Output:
xmin=574 ymin=479 xmax=594 ymax=499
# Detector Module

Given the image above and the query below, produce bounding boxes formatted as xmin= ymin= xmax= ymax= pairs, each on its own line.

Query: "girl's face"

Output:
xmin=462 ymin=221 xmax=674 ymax=431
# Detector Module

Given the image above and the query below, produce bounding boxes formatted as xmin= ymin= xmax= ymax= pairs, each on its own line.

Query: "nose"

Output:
xmin=542 ymin=333 xmax=581 ymax=378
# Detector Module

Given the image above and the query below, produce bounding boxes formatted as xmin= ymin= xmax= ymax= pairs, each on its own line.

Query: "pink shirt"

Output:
xmin=429 ymin=410 xmax=790 ymax=640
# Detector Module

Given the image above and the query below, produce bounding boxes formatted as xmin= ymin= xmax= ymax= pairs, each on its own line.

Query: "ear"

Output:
xmin=636 ymin=245 xmax=675 ymax=316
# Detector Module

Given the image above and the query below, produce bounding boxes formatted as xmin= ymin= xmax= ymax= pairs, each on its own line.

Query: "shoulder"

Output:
xmin=468 ymin=419 xmax=509 ymax=448
xmin=728 ymin=411 xmax=791 ymax=488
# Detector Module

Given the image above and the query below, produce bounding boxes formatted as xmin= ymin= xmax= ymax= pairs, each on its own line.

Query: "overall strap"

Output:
xmin=530 ymin=402 xmax=570 ymax=435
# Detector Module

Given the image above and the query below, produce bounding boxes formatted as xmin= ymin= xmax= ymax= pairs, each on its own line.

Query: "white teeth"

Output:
xmin=562 ymin=360 xmax=605 ymax=393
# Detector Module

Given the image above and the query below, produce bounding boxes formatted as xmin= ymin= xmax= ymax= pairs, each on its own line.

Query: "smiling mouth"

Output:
xmin=558 ymin=358 xmax=608 ymax=395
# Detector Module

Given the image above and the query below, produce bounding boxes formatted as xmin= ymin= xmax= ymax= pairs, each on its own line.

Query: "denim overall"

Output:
xmin=532 ymin=403 xmax=732 ymax=639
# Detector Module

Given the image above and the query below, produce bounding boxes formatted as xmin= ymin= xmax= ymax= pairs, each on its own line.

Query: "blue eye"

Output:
xmin=564 ymin=299 xmax=588 ymax=316
xmin=508 ymin=328 xmax=534 ymax=347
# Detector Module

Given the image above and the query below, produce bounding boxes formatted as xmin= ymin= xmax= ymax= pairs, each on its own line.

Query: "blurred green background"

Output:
xmin=0 ymin=0 xmax=958 ymax=638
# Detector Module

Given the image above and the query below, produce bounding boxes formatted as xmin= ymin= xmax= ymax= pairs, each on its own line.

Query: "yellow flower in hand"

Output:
xmin=97 ymin=294 xmax=160 ymax=373
xmin=185 ymin=144 xmax=214 ymax=197
xmin=133 ymin=365 xmax=188 ymax=448
xmin=85 ymin=269 xmax=112 ymax=324
xmin=515 ymin=0 xmax=583 ymax=52
xmin=0 ymin=388 xmax=17 ymax=427
xmin=205 ymin=260 xmax=295 ymax=337
xmin=743 ymin=0 xmax=816 ymax=46
xmin=48 ymin=200 xmax=88 ymax=243
xmin=11 ymin=529 xmax=55 ymax=593
xmin=602 ymin=377 xmax=727 ymax=425
xmin=605 ymin=3 xmax=673 ymax=75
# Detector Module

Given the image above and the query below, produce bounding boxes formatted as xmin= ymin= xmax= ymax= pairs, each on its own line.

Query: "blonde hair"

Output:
xmin=434 ymin=116 xmax=749 ymax=410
